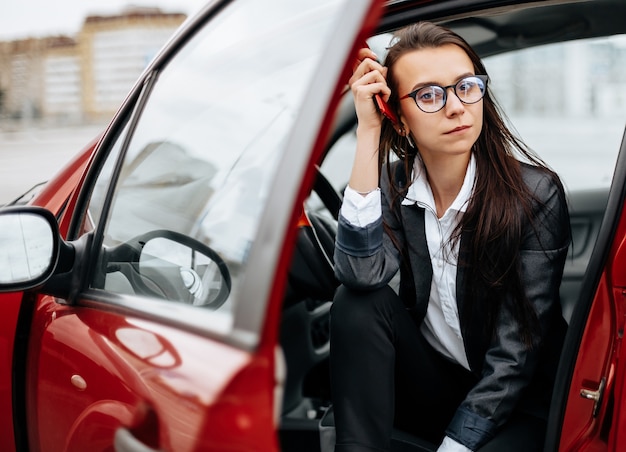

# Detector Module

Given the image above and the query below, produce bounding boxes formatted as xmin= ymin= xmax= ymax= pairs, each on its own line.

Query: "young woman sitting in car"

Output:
xmin=331 ymin=22 xmax=571 ymax=452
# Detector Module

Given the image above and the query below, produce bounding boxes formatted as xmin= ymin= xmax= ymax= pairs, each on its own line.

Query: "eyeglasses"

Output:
xmin=400 ymin=75 xmax=489 ymax=113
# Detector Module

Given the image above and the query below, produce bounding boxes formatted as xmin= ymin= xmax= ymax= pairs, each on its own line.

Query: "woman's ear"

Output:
xmin=395 ymin=115 xmax=416 ymax=149
xmin=394 ymin=115 xmax=409 ymax=137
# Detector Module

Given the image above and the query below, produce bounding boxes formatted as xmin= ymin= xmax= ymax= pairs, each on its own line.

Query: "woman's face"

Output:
xmin=394 ymin=44 xmax=483 ymax=161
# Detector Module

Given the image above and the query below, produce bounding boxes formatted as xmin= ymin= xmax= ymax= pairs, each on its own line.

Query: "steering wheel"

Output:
xmin=311 ymin=164 xmax=343 ymax=220
xmin=104 ymin=229 xmax=232 ymax=309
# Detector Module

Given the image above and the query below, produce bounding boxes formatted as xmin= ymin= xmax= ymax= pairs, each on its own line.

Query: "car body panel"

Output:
xmin=25 ymin=295 xmax=269 ymax=452
xmin=560 ymin=275 xmax=614 ymax=450
xmin=613 ymin=284 xmax=626 ymax=449
xmin=31 ymin=138 xmax=100 ymax=225
xmin=0 ymin=293 xmax=22 ymax=452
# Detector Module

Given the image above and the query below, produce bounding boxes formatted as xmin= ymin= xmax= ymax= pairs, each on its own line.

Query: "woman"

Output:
xmin=331 ymin=22 xmax=571 ymax=452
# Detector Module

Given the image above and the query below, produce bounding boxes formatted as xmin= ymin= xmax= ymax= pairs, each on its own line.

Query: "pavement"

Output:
xmin=0 ymin=123 xmax=105 ymax=205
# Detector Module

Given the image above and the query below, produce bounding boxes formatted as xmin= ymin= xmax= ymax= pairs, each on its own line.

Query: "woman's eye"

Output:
xmin=458 ymin=81 xmax=475 ymax=93
xmin=418 ymin=92 xmax=433 ymax=101
xmin=418 ymin=87 xmax=442 ymax=102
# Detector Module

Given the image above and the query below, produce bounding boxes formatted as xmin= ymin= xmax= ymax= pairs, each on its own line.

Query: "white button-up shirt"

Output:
xmin=341 ymin=155 xmax=477 ymax=371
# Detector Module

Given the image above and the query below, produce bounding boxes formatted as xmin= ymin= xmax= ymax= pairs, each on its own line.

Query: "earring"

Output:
xmin=398 ymin=125 xmax=415 ymax=149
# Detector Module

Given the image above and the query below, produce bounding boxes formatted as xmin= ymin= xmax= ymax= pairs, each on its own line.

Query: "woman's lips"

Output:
xmin=446 ymin=125 xmax=470 ymax=134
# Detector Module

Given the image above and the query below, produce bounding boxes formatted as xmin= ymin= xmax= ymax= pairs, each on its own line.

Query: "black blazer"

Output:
xmin=334 ymin=159 xmax=571 ymax=447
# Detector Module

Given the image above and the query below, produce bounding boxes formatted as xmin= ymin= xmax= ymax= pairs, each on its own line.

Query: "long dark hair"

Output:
xmin=380 ymin=22 xmax=564 ymax=347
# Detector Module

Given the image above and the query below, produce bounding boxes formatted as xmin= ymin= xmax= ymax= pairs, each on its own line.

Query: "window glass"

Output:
xmin=484 ymin=35 xmax=626 ymax=192
xmin=88 ymin=0 xmax=349 ymax=327
xmin=82 ymin=119 xmax=131 ymax=235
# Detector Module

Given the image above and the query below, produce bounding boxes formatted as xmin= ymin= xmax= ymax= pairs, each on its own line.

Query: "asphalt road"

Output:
xmin=0 ymin=124 xmax=105 ymax=205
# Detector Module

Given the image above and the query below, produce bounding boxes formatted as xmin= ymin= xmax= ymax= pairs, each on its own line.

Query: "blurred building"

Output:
xmin=0 ymin=6 xmax=186 ymax=125
xmin=79 ymin=7 xmax=185 ymax=119
xmin=2 ymin=11 xmax=624 ymax=126
xmin=485 ymin=36 xmax=626 ymax=118
xmin=0 ymin=38 xmax=47 ymax=121
xmin=43 ymin=36 xmax=81 ymax=121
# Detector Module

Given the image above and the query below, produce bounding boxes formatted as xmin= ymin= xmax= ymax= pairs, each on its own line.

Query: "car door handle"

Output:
xmin=114 ymin=427 xmax=162 ymax=452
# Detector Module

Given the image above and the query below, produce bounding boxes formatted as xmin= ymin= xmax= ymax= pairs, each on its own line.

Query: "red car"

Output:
xmin=1 ymin=0 xmax=625 ymax=450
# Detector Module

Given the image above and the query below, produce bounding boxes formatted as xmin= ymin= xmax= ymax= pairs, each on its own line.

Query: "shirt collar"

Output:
xmin=401 ymin=153 xmax=476 ymax=215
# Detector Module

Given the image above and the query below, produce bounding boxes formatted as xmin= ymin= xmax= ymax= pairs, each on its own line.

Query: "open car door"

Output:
xmin=3 ymin=0 xmax=385 ymax=450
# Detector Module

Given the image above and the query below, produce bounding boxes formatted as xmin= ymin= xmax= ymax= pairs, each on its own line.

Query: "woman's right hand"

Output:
xmin=346 ymin=47 xmax=389 ymax=195
xmin=349 ymin=48 xmax=391 ymax=131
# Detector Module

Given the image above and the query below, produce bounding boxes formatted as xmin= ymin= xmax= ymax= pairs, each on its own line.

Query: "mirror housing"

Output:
xmin=0 ymin=207 xmax=74 ymax=292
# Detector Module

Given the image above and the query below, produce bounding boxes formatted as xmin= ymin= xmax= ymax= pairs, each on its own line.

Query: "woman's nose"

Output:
xmin=444 ymin=87 xmax=465 ymax=115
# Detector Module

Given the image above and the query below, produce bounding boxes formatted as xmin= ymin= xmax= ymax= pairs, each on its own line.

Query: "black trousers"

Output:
xmin=329 ymin=285 xmax=546 ymax=452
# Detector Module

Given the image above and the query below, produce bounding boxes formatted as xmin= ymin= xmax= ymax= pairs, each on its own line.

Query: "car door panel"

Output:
xmin=561 ymin=188 xmax=609 ymax=322
xmin=605 ymin=157 xmax=626 ymax=449
xmin=559 ymin=276 xmax=614 ymax=450
xmin=613 ymin=289 xmax=626 ymax=449
xmin=27 ymin=295 xmax=257 ymax=451
xmin=0 ymin=293 xmax=23 ymax=452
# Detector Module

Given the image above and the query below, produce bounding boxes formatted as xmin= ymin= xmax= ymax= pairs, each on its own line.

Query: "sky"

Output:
xmin=1 ymin=0 xmax=207 ymax=40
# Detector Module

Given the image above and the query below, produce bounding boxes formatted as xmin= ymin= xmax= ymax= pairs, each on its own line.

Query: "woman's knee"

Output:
xmin=331 ymin=284 xmax=400 ymax=334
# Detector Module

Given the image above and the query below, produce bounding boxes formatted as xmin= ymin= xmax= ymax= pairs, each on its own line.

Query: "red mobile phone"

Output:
xmin=373 ymin=93 xmax=399 ymax=126
xmin=358 ymin=39 xmax=399 ymax=126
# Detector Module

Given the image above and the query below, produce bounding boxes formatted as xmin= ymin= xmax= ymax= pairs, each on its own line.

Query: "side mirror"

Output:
xmin=0 ymin=207 xmax=61 ymax=291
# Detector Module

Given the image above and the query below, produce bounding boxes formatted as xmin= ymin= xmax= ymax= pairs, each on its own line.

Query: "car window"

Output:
xmin=82 ymin=119 xmax=132 ymax=234
xmin=84 ymin=0 xmax=350 ymax=331
xmin=484 ymin=35 xmax=626 ymax=192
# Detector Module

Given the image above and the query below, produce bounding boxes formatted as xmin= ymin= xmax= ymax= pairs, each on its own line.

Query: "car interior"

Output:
xmin=277 ymin=0 xmax=626 ymax=451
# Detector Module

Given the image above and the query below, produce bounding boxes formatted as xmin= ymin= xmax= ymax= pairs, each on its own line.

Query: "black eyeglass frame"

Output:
xmin=400 ymin=75 xmax=489 ymax=113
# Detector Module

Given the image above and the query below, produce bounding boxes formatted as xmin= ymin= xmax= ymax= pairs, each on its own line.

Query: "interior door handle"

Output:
xmin=114 ymin=427 xmax=162 ymax=452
